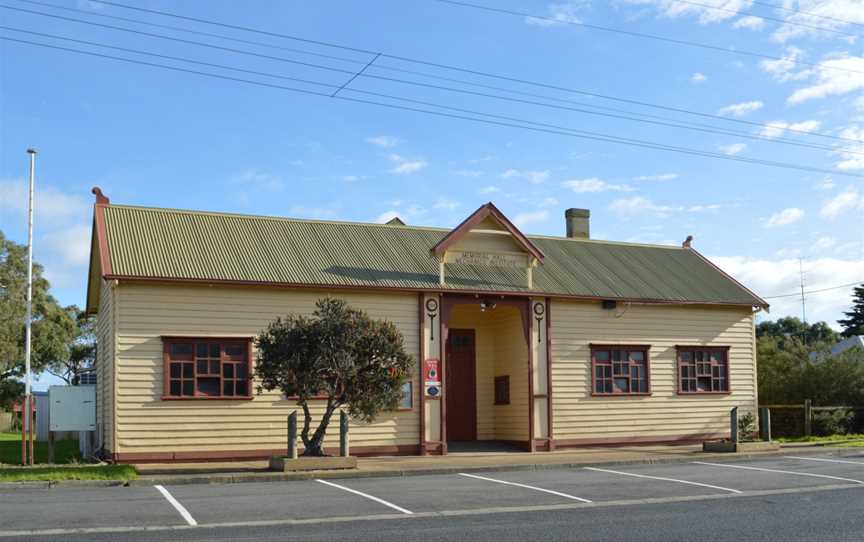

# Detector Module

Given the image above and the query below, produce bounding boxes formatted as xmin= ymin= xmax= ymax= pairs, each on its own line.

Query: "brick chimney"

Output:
xmin=565 ymin=208 xmax=590 ymax=239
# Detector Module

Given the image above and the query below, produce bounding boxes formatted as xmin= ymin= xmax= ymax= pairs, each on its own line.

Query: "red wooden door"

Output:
xmin=446 ymin=329 xmax=477 ymax=442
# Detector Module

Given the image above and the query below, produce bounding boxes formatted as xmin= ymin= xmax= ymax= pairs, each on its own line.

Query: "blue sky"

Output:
xmin=2 ymin=0 xmax=864 ymax=390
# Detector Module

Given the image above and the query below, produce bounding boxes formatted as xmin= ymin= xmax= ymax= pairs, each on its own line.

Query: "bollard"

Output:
xmin=759 ymin=407 xmax=772 ymax=441
xmin=730 ymin=406 xmax=739 ymax=444
xmin=340 ymin=410 xmax=349 ymax=457
xmin=804 ymin=400 xmax=812 ymax=437
xmin=287 ymin=411 xmax=298 ymax=459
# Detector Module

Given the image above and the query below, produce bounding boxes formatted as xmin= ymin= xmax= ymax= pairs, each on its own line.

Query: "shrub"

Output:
xmin=812 ymin=408 xmax=855 ymax=436
xmin=737 ymin=411 xmax=758 ymax=441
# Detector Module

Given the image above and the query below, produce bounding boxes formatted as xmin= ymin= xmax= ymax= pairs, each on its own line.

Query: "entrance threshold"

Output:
xmin=447 ymin=441 xmax=528 ymax=454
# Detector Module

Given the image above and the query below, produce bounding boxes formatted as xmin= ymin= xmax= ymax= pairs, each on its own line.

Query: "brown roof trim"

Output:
xmin=94 ymin=203 xmax=113 ymax=276
xmin=105 ymin=274 xmax=760 ymax=308
xmin=687 ymin=248 xmax=769 ymax=309
xmin=430 ymin=202 xmax=545 ymax=262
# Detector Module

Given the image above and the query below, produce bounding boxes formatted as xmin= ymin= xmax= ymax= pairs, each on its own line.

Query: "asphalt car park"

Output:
xmin=2 ymin=452 xmax=864 ymax=538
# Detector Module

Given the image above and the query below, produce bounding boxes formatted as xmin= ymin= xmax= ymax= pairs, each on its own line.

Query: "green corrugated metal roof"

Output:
xmin=98 ymin=205 xmax=766 ymax=307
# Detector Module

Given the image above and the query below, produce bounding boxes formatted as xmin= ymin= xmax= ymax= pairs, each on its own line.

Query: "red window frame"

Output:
xmin=676 ymin=346 xmax=731 ymax=395
xmin=162 ymin=337 xmax=254 ymax=400
xmin=591 ymin=345 xmax=651 ymax=396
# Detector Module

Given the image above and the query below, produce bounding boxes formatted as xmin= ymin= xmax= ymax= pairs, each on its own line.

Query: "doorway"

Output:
xmin=445 ymin=329 xmax=477 ymax=442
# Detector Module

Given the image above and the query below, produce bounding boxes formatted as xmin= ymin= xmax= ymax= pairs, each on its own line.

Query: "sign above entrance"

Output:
xmin=445 ymin=250 xmax=529 ymax=268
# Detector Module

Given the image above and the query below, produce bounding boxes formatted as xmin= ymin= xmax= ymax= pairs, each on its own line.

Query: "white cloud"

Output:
xmin=232 ymin=169 xmax=284 ymax=191
xmin=375 ymin=203 xmax=427 ymax=224
xmin=513 ymin=210 xmax=549 ymax=228
xmin=609 ymin=196 xmax=724 ymax=218
xmin=561 ymin=178 xmax=635 ymax=193
xmin=690 ymin=72 xmax=707 ymax=84
xmin=813 ymin=236 xmax=837 ymax=252
xmin=433 ymin=197 xmax=459 ymax=211
xmin=479 ymin=185 xmax=499 ymax=194
xmin=501 ymin=169 xmax=550 ymax=184
xmin=760 ymin=47 xmax=812 ymax=83
xmin=834 ymin=125 xmax=864 ymax=171
xmin=288 ymin=204 xmax=341 ymax=220
xmin=338 ymin=175 xmax=367 ymax=182
xmin=0 ymin=178 xmax=90 ymax=226
xmin=815 ymin=178 xmax=836 ymax=190
xmin=733 ymin=15 xmax=765 ymax=30
xmin=718 ymin=143 xmax=747 ymax=155
xmin=622 ymin=0 xmax=754 ymax=25
xmin=758 ymin=119 xmax=822 ymax=139
xmin=786 ymin=54 xmax=864 ymax=105
xmin=717 ymin=100 xmax=764 ymax=117
xmin=41 ymin=224 xmax=91 ymax=267
xmin=713 ymin=255 xmax=864 ymax=329
xmin=633 ymin=173 xmax=678 ymax=181
xmin=772 ymin=0 xmax=864 ymax=42
xmin=524 ymin=2 xmax=587 ymax=27
xmin=375 ymin=211 xmax=402 ymax=223
xmin=387 ymin=154 xmax=428 ymax=174
xmin=820 ymin=188 xmax=864 ymax=218
xmin=452 ymin=169 xmax=484 ymax=177
xmin=366 ymin=135 xmax=398 ymax=148
xmin=765 ymin=207 xmax=805 ymax=227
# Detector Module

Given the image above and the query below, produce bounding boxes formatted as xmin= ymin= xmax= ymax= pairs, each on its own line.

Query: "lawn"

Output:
xmin=0 ymin=433 xmax=137 ymax=482
xmin=777 ymin=434 xmax=864 ymax=447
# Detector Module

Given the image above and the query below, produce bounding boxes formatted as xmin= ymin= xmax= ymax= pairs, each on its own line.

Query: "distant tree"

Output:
xmin=756 ymin=316 xmax=839 ymax=346
xmin=838 ymin=285 xmax=864 ymax=338
xmin=255 ymin=298 xmax=413 ymax=457
xmin=0 ymin=231 xmax=77 ymax=396
xmin=47 ymin=307 xmax=96 ymax=385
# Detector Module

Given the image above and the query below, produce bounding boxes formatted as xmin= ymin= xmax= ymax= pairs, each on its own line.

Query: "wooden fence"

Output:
xmin=0 ymin=411 xmax=12 ymax=433
xmin=761 ymin=401 xmax=864 ymax=437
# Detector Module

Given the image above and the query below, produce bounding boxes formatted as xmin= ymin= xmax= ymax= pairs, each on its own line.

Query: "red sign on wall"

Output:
xmin=424 ymin=358 xmax=440 ymax=386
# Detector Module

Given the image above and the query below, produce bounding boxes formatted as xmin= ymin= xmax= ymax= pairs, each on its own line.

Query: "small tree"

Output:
xmin=839 ymin=285 xmax=864 ymax=338
xmin=255 ymin=298 xmax=413 ymax=457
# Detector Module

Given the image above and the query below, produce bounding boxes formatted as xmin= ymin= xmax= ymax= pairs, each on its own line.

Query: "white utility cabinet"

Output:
xmin=49 ymin=385 xmax=96 ymax=432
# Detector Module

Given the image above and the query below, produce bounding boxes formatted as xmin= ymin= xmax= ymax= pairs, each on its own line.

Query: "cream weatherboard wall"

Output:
xmin=550 ymin=300 xmax=757 ymax=445
xmin=110 ymin=283 xmax=420 ymax=459
xmin=95 ymin=278 xmax=116 ymax=454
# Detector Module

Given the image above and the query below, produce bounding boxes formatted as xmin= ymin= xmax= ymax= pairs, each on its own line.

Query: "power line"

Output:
xmin=431 ymin=0 xmax=864 ymax=77
xmin=14 ymin=0 xmax=859 ymax=146
xmin=4 ymin=34 xmax=863 ymax=180
xmin=671 ymin=0 xmax=858 ymax=38
xmin=6 ymin=11 xmax=861 ymax=156
xmin=750 ymin=0 xmax=864 ymax=30
xmin=762 ymin=281 xmax=864 ymax=300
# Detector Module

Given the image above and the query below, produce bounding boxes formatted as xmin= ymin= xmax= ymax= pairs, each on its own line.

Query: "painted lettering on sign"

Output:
xmin=449 ymin=250 xmax=526 ymax=267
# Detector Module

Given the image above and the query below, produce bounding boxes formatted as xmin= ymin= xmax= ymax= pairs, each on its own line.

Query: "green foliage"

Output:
xmin=737 ymin=411 xmax=758 ymax=441
xmin=0 ymin=464 xmax=137 ymax=482
xmin=255 ymin=298 xmax=414 ymax=456
xmin=47 ymin=307 xmax=96 ymax=385
xmin=838 ymin=285 xmax=864 ymax=338
xmin=0 ymin=231 xmax=77 ymax=393
xmin=812 ymin=408 xmax=855 ymax=436
xmin=756 ymin=316 xmax=839 ymax=346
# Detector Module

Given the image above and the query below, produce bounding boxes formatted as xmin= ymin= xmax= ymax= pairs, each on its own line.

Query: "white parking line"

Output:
xmin=459 ymin=472 xmax=592 ymax=503
xmin=315 ymin=479 xmax=413 ymax=515
xmin=786 ymin=456 xmax=864 ymax=466
xmin=154 ymin=485 xmax=198 ymax=526
xmin=584 ymin=467 xmax=742 ymax=494
xmin=693 ymin=461 xmax=864 ymax=485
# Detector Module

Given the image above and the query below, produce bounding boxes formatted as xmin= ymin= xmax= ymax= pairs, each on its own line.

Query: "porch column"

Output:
xmin=530 ymin=297 xmax=552 ymax=450
xmin=420 ymin=293 xmax=444 ymax=455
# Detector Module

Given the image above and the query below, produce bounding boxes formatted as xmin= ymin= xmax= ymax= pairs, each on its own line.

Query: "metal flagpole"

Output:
xmin=23 ymin=148 xmax=37 ymax=466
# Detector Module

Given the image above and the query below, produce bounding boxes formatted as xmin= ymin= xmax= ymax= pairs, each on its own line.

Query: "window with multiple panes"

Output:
xmin=494 ymin=375 xmax=510 ymax=405
xmin=399 ymin=381 xmax=413 ymax=410
xmin=677 ymin=347 xmax=730 ymax=394
xmin=591 ymin=346 xmax=650 ymax=395
xmin=163 ymin=338 xmax=251 ymax=399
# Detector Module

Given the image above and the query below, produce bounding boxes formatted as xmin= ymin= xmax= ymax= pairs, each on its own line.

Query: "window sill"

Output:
xmin=161 ymin=395 xmax=254 ymax=401
xmin=677 ymin=391 xmax=732 ymax=396
xmin=494 ymin=401 xmax=511 ymax=406
xmin=591 ymin=392 xmax=653 ymax=397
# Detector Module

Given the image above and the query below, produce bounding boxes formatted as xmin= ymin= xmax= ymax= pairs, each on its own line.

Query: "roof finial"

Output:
xmin=91 ymin=186 xmax=109 ymax=205
xmin=682 ymin=235 xmax=694 ymax=248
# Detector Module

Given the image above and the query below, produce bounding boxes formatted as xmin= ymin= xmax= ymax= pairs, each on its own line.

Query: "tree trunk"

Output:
xmin=302 ymin=399 xmax=338 ymax=457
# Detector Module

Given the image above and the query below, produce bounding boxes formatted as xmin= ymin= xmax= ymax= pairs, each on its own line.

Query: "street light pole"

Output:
xmin=23 ymin=148 xmax=37 ymax=466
